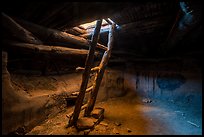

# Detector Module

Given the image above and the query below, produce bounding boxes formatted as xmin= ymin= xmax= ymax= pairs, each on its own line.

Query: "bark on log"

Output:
xmin=63 ymin=27 xmax=87 ymax=36
xmin=2 ymin=13 xmax=42 ymax=45
xmin=68 ymin=19 xmax=102 ymax=127
xmin=63 ymin=28 xmax=82 ymax=36
xmin=14 ymin=18 xmax=107 ymax=51
xmin=79 ymin=33 xmax=91 ymax=39
xmin=84 ymin=23 xmax=116 ymax=117
xmin=73 ymin=27 xmax=87 ymax=34
xmin=78 ymin=25 xmax=86 ymax=30
xmin=3 ymin=41 xmax=100 ymax=59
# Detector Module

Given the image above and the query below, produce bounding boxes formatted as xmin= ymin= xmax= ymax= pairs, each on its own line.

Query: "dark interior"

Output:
xmin=1 ymin=1 xmax=202 ymax=135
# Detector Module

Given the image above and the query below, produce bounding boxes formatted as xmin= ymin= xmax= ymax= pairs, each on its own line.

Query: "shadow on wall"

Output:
xmin=156 ymin=73 xmax=186 ymax=91
xmin=135 ymin=70 xmax=202 ymax=109
xmin=96 ymin=66 xmax=202 ymax=109
xmin=97 ymin=68 xmax=125 ymax=102
xmin=2 ymin=51 xmax=68 ymax=135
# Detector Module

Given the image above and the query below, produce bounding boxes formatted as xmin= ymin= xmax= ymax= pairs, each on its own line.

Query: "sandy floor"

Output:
xmin=8 ymin=71 xmax=201 ymax=135
xmin=26 ymin=91 xmax=202 ymax=135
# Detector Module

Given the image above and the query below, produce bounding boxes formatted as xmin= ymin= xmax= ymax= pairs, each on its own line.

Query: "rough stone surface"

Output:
xmin=114 ymin=122 xmax=121 ymax=126
xmin=91 ymin=107 xmax=104 ymax=119
xmin=76 ymin=117 xmax=97 ymax=130
xmin=127 ymin=128 xmax=132 ymax=132
xmin=100 ymin=121 xmax=108 ymax=127
xmin=113 ymin=128 xmax=120 ymax=134
xmin=84 ymin=129 xmax=91 ymax=135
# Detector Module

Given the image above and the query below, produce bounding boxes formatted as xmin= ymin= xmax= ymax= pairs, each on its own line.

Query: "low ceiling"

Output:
xmin=2 ymin=2 xmax=178 ymax=29
xmin=2 ymin=1 xmax=203 ymax=59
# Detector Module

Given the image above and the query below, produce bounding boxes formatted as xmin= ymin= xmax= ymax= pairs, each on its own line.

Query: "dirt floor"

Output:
xmin=26 ymin=90 xmax=202 ymax=135
xmin=7 ymin=71 xmax=201 ymax=135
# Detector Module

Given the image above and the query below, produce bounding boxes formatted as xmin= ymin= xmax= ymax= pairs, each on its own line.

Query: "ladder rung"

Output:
xmin=87 ymin=40 xmax=108 ymax=51
xmin=91 ymin=66 xmax=100 ymax=72
xmin=66 ymin=104 xmax=88 ymax=118
xmin=86 ymin=86 xmax=94 ymax=92
xmin=76 ymin=67 xmax=84 ymax=71
xmin=71 ymin=86 xmax=93 ymax=96
xmin=96 ymin=43 xmax=108 ymax=51
xmin=76 ymin=66 xmax=100 ymax=72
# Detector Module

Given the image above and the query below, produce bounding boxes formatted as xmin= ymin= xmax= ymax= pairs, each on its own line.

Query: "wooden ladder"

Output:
xmin=68 ymin=19 xmax=116 ymax=127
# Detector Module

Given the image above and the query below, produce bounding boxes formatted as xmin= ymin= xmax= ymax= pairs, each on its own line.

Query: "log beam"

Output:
xmin=14 ymin=18 xmax=106 ymax=51
xmin=2 ymin=13 xmax=42 ymax=45
xmin=3 ymin=41 xmax=100 ymax=59
xmin=73 ymin=27 xmax=87 ymax=34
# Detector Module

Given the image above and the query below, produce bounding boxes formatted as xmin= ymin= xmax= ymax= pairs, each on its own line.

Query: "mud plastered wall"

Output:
xmin=97 ymin=68 xmax=125 ymax=102
xmin=96 ymin=61 xmax=202 ymax=109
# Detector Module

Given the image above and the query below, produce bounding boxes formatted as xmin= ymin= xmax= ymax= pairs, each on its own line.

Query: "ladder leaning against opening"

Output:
xmin=67 ymin=19 xmax=116 ymax=127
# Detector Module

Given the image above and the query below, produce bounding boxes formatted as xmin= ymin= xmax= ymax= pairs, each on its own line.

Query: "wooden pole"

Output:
xmin=2 ymin=13 xmax=42 ymax=45
xmin=84 ymin=23 xmax=115 ymax=117
xmin=105 ymin=18 xmax=113 ymax=25
xmin=68 ymin=19 xmax=102 ymax=127
xmin=3 ymin=41 xmax=100 ymax=59
xmin=14 ymin=18 xmax=106 ymax=51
